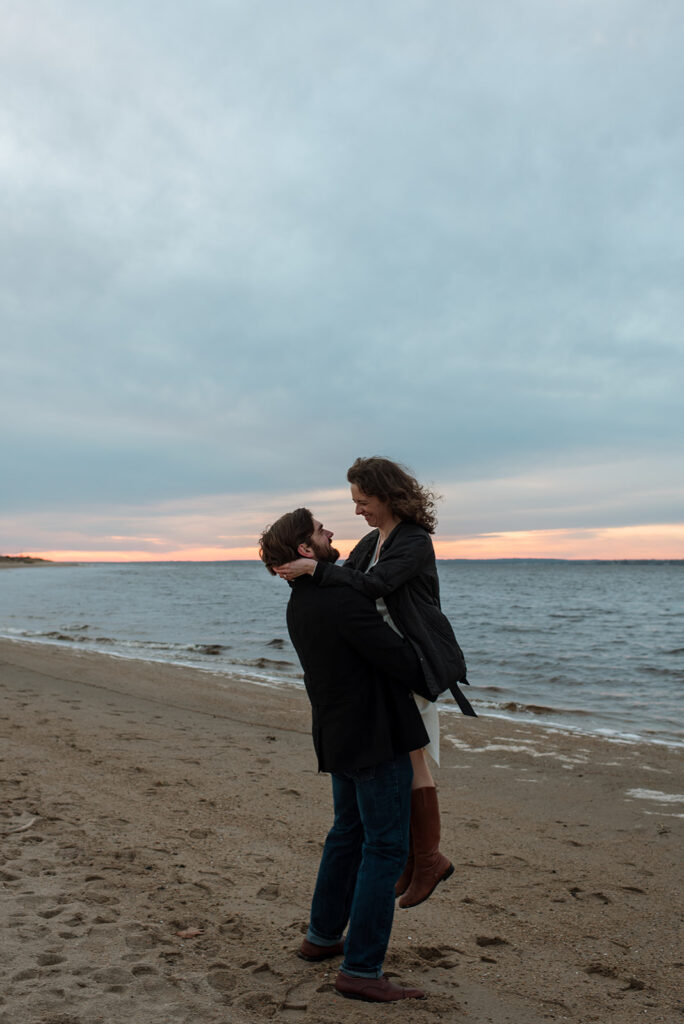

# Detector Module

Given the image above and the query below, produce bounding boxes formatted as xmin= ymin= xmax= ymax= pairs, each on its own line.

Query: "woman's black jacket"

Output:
xmin=312 ymin=521 xmax=476 ymax=717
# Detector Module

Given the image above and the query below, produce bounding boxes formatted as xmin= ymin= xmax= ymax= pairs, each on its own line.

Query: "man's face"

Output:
xmin=307 ymin=519 xmax=340 ymax=563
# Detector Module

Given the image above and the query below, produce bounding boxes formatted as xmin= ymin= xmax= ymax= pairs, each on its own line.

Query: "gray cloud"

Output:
xmin=1 ymin=1 xmax=683 ymax=544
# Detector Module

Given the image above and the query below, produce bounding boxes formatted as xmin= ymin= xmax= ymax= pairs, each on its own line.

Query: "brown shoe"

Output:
xmin=298 ymin=938 xmax=345 ymax=962
xmin=399 ymin=786 xmax=454 ymax=909
xmin=334 ymin=972 xmax=426 ymax=1002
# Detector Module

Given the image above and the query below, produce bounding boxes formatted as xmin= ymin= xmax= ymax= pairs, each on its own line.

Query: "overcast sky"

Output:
xmin=2 ymin=0 xmax=683 ymax=559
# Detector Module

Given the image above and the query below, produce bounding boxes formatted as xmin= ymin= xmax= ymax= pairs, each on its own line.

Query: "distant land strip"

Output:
xmin=1 ymin=555 xmax=52 ymax=568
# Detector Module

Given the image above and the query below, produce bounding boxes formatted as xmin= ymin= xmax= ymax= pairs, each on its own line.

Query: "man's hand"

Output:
xmin=275 ymin=558 xmax=317 ymax=581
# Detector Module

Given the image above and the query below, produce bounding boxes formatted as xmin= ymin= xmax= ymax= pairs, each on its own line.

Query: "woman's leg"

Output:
xmin=409 ymin=748 xmax=434 ymax=789
xmin=398 ymin=749 xmax=453 ymax=909
xmin=395 ymin=749 xmax=437 ymax=897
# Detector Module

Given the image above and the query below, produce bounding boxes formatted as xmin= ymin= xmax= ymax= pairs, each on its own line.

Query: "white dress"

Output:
xmin=367 ymin=542 xmax=440 ymax=766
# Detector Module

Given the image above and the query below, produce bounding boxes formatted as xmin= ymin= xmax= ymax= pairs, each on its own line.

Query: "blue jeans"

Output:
xmin=306 ymin=752 xmax=413 ymax=978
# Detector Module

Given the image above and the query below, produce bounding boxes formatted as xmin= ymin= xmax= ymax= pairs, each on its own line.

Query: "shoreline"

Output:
xmin=2 ymin=633 xmax=682 ymax=750
xmin=1 ymin=638 xmax=682 ymax=1023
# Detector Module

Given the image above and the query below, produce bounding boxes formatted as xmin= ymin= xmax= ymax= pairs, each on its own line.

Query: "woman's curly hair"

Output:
xmin=347 ymin=456 xmax=440 ymax=533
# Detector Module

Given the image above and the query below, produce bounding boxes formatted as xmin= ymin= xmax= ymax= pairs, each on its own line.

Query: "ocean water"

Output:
xmin=1 ymin=560 xmax=682 ymax=747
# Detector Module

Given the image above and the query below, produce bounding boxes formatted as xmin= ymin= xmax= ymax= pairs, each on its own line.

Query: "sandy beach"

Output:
xmin=1 ymin=638 xmax=681 ymax=1024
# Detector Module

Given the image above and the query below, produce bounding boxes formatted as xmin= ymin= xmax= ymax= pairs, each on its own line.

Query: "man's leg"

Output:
xmin=305 ymin=771 xmax=363 ymax=948
xmin=340 ymin=752 xmax=413 ymax=978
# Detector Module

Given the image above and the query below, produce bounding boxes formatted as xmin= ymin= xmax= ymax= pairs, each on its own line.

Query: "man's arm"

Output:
xmin=334 ymin=589 xmax=427 ymax=693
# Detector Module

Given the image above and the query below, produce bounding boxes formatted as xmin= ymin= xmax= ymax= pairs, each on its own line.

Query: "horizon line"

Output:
xmin=4 ymin=555 xmax=683 ymax=565
xmin=5 ymin=522 xmax=684 ymax=563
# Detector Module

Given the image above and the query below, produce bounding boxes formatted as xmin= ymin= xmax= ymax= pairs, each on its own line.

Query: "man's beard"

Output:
xmin=311 ymin=539 xmax=340 ymax=564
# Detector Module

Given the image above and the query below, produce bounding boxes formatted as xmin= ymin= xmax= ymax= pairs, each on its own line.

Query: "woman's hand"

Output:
xmin=275 ymin=558 xmax=317 ymax=580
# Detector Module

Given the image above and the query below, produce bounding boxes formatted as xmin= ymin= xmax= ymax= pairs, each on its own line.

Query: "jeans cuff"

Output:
xmin=306 ymin=926 xmax=344 ymax=947
xmin=339 ymin=964 xmax=383 ymax=979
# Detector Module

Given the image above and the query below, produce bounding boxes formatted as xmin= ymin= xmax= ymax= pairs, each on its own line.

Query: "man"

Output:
xmin=259 ymin=508 xmax=430 ymax=1003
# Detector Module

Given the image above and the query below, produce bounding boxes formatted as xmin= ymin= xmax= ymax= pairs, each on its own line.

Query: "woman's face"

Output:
xmin=350 ymin=484 xmax=393 ymax=529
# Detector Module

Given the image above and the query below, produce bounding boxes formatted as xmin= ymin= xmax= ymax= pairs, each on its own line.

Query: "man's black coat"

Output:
xmin=286 ymin=576 xmax=430 ymax=773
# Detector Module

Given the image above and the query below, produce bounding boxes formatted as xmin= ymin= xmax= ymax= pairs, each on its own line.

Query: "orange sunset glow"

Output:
xmin=28 ymin=523 xmax=684 ymax=563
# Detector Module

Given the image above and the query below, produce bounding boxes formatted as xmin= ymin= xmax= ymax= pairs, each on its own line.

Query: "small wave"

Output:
xmin=266 ymin=638 xmax=286 ymax=648
xmin=498 ymin=624 xmax=538 ymax=634
xmin=44 ymin=631 xmax=81 ymax=643
xmin=187 ymin=643 xmax=230 ymax=656
xmin=238 ymin=657 xmax=295 ymax=670
xmin=116 ymin=639 xmax=182 ymax=651
xmin=498 ymin=701 xmax=590 ymax=717
xmin=639 ymin=666 xmax=684 ymax=679
xmin=626 ymin=788 xmax=684 ymax=804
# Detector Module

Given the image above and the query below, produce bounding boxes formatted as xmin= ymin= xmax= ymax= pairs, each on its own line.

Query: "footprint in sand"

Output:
xmin=235 ymin=992 xmax=279 ymax=1018
xmin=123 ymin=923 xmax=161 ymax=951
xmin=281 ymin=1000 xmax=309 ymax=1015
xmin=249 ymin=962 xmax=279 ymax=976
xmin=32 ymin=1015 xmax=82 ymax=1024
xmin=36 ymin=953 xmax=67 ymax=967
xmin=257 ymin=883 xmax=280 ymax=901
xmin=585 ymin=960 xmax=619 ymax=978
xmin=189 ymin=828 xmax=211 ymax=839
xmin=281 ymin=978 xmax=316 ymax=1014
xmin=18 ymin=924 xmax=51 ymax=941
xmin=90 ymin=910 xmax=119 ymax=926
xmin=140 ymin=974 xmax=179 ymax=997
xmin=218 ymin=916 xmax=244 ymax=939
xmin=39 ymin=907 xmax=65 ymax=919
xmin=84 ymin=891 xmax=120 ymax=907
xmin=17 ymin=894 xmax=51 ymax=910
xmin=130 ymin=964 xmax=158 ymax=977
xmin=207 ymin=966 xmax=237 ymax=998
xmin=414 ymin=944 xmax=460 ymax=968
xmin=13 ymin=968 xmax=40 ymax=982
xmin=93 ymin=967 xmax=133 ymax=987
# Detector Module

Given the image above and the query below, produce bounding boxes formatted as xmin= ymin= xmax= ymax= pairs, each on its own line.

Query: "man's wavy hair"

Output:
xmin=347 ymin=456 xmax=439 ymax=534
xmin=259 ymin=507 xmax=314 ymax=575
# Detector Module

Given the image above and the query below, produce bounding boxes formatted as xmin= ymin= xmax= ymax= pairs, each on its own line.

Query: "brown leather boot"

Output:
xmin=394 ymin=828 xmax=414 ymax=897
xmin=398 ymin=787 xmax=453 ymax=909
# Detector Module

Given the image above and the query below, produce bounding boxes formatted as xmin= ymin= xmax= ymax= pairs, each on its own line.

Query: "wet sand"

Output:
xmin=1 ymin=638 xmax=682 ymax=1023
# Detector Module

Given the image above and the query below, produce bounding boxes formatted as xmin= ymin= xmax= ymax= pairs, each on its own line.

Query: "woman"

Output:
xmin=277 ymin=456 xmax=475 ymax=909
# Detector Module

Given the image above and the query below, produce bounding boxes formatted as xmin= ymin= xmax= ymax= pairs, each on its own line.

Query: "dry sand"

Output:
xmin=1 ymin=638 xmax=682 ymax=1024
